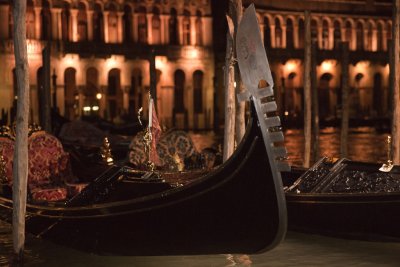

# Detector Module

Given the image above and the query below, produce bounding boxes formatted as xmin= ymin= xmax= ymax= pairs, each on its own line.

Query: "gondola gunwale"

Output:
xmin=0 ymin=111 xmax=263 ymax=219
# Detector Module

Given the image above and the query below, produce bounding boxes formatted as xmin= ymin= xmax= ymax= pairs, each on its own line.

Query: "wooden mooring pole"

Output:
xmin=391 ymin=0 xmax=400 ymax=164
xmin=303 ymin=10 xmax=312 ymax=168
xmin=12 ymin=0 xmax=30 ymax=261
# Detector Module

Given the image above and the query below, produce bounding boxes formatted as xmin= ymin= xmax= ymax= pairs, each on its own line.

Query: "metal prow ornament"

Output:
xmin=379 ymin=135 xmax=394 ymax=172
xmin=100 ymin=137 xmax=114 ymax=165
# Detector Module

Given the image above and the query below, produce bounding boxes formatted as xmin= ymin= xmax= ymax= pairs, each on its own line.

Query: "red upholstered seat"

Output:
xmin=0 ymin=129 xmax=87 ymax=202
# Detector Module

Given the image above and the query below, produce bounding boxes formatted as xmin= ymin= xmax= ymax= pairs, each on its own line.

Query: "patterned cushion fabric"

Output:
xmin=30 ymin=187 xmax=68 ymax=202
xmin=0 ymin=137 xmax=14 ymax=184
xmin=128 ymin=129 xmax=197 ymax=171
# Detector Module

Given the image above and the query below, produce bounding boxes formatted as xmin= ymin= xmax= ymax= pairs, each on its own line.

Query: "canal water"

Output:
xmin=1 ymin=126 xmax=399 ymax=266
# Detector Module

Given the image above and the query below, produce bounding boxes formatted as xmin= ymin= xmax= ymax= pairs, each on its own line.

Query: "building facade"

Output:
xmin=0 ymin=0 xmax=214 ymax=129
xmin=215 ymin=0 xmax=392 ymax=126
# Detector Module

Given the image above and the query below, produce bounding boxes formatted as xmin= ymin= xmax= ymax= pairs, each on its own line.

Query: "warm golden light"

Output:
xmin=155 ymin=56 xmax=167 ymax=69
xmin=321 ymin=61 xmax=333 ymax=72
xmin=285 ymin=62 xmax=296 ymax=73
xmin=96 ymin=93 xmax=102 ymax=100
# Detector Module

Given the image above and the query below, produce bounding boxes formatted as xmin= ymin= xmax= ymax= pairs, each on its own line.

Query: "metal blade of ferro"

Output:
xmin=236 ymin=4 xmax=290 ymax=172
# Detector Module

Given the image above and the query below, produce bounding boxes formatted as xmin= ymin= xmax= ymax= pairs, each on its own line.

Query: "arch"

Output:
xmin=356 ymin=21 xmax=364 ymax=51
xmin=377 ymin=22 xmax=384 ymax=51
xmin=264 ymin=16 xmax=271 ymax=49
xmin=298 ymin=17 xmax=304 ymax=49
xmin=193 ymin=70 xmax=203 ymax=114
xmin=107 ymin=68 xmax=122 ymax=120
xmin=169 ymin=8 xmax=179 ymax=45
xmin=182 ymin=9 xmax=191 ymax=45
xmin=77 ymin=1 xmax=88 ymax=41
xmin=311 ymin=18 xmax=318 ymax=41
xmin=93 ymin=3 xmax=104 ymax=42
xmin=137 ymin=6 xmax=147 ymax=43
xmin=275 ymin=17 xmax=282 ymax=48
xmin=286 ymin=18 xmax=294 ymax=49
xmin=61 ymin=1 xmax=71 ymax=41
xmin=333 ymin=20 xmax=341 ymax=49
xmin=107 ymin=3 xmax=118 ymax=43
xmin=195 ymin=10 xmax=203 ymax=45
xmin=319 ymin=73 xmax=333 ymax=119
xmin=41 ymin=0 xmax=52 ymax=40
xmin=322 ymin=19 xmax=329 ymax=50
xmin=152 ymin=7 xmax=161 ymax=44
xmin=64 ymin=68 xmax=77 ymax=120
xmin=174 ymin=70 xmax=185 ymax=113
xmin=345 ymin=20 xmax=352 ymax=44
xmin=123 ymin=5 xmax=133 ymax=42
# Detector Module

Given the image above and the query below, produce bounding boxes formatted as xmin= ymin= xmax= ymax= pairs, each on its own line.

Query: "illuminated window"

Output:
xmin=108 ymin=4 xmax=118 ymax=43
xmin=77 ymin=2 xmax=88 ymax=41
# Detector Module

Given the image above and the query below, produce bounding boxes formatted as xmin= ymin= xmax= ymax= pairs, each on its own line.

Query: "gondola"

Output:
xmin=0 ymin=100 xmax=288 ymax=256
xmin=283 ymin=157 xmax=400 ymax=241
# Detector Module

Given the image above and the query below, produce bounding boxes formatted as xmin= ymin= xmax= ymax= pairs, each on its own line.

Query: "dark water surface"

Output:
xmin=1 ymin=128 xmax=398 ymax=266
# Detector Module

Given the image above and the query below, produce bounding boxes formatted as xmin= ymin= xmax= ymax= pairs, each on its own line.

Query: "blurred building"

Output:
xmin=0 ymin=0 xmax=214 ymax=130
xmin=214 ymin=0 xmax=393 ymax=127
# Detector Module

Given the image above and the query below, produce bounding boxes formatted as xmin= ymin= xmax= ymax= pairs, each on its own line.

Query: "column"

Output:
xmin=190 ymin=16 xmax=196 ymax=45
xmin=328 ymin=26 xmax=334 ymax=50
xmin=178 ymin=15 xmax=183 ymax=45
xmin=282 ymin=25 xmax=287 ymax=48
xmin=103 ymin=11 xmax=109 ymax=43
xmin=164 ymin=15 xmax=170 ymax=44
xmin=270 ymin=25 xmax=276 ymax=48
xmin=317 ymin=26 xmax=323 ymax=49
xmin=293 ymin=24 xmax=299 ymax=48
xmin=146 ymin=13 xmax=152 ymax=44
xmin=34 ymin=7 xmax=42 ymax=39
xmin=383 ymin=29 xmax=387 ymax=51
xmin=0 ymin=5 xmax=9 ymax=39
xmin=351 ymin=27 xmax=356 ymax=50
xmin=87 ymin=10 xmax=94 ymax=41
xmin=133 ymin=13 xmax=138 ymax=42
xmin=70 ymin=9 xmax=78 ymax=42
xmin=117 ymin=12 xmax=123 ymax=43
xmin=364 ymin=29 xmax=369 ymax=50
xmin=260 ymin=23 xmax=265 ymax=45
xmin=160 ymin=14 xmax=166 ymax=44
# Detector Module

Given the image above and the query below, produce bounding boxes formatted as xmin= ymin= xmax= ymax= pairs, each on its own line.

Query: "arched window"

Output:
xmin=174 ymin=70 xmax=185 ymax=113
xmin=64 ymin=68 xmax=77 ymax=120
xmin=311 ymin=19 xmax=318 ymax=42
xmin=319 ymin=73 xmax=333 ymax=119
xmin=152 ymin=7 xmax=161 ymax=44
xmin=377 ymin=23 xmax=384 ymax=51
xmin=93 ymin=3 xmax=104 ymax=42
xmin=264 ymin=17 xmax=271 ymax=49
xmin=356 ymin=21 xmax=364 ymax=51
xmin=123 ymin=5 xmax=133 ymax=43
xmin=108 ymin=4 xmax=118 ymax=43
xmin=286 ymin=18 xmax=294 ymax=49
xmin=77 ymin=2 xmax=88 ymax=41
xmin=298 ymin=18 xmax=304 ymax=49
xmin=85 ymin=67 xmax=99 ymax=116
xmin=107 ymin=69 xmax=123 ymax=120
xmin=193 ymin=70 xmax=203 ymax=113
xmin=275 ymin=18 xmax=282 ymax=48
xmin=322 ymin=20 xmax=329 ymax=50
xmin=195 ymin=10 xmax=203 ymax=45
xmin=61 ymin=1 xmax=70 ymax=41
xmin=333 ymin=20 xmax=341 ymax=49
xmin=41 ymin=0 xmax=51 ymax=40
xmin=26 ymin=0 xmax=35 ymax=39
xmin=182 ymin=10 xmax=191 ymax=45
xmin=169 ymin=8 xmax=178 ymax=45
